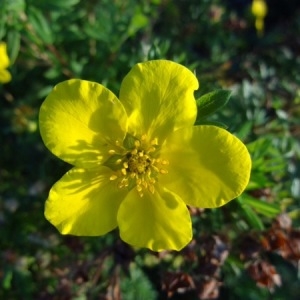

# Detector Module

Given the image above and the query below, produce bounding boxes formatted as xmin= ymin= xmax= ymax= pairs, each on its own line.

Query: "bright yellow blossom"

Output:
xmin=251 ymin=0 xmax=268 ymax=36
xmin=0 ymin=42 xmax=12 ymax=83
xmin=39 ymin=60 xmax=251 ymax=252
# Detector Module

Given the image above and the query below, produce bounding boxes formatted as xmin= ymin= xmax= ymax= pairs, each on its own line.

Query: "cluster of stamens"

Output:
xmin=109 ymin=135 xmax=169 ymax=197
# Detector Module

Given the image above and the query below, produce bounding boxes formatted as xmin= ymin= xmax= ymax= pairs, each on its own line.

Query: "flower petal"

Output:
xmin=45 ymin=167 xmax=127 ymax=235
xmin=39 ymin=79 xmax=128 ymax=168
xmin=0 ymin=69 xmax=12 ymax=84
xmin=0 ymin=42 xmax=10 ymax=69
xmin=160 ymin=126 xmax=251 ymax=208
xmin=117 ymin=186 xmax=192 ymax=251
xmin=119 ymin=60 xmax=199 ymax=142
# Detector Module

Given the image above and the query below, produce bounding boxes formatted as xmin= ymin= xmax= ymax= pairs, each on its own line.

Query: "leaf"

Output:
xmin=242 ymin=194 xmax=281 ymax=217
xmin=121 ymin=264 xmax=157 ymax=300
xmin=194 ymin=120 xmax=228 ymax=129
xmin=27 ymin=7 xmax=53 ymax=44
xmin=127 ymin=11 xmax=149 ymax=36
xmin=237 ymin=197 xmax=265 ymax=230
xmin=235 ymin=120 xmax=253 ymax=140
xmin=2 ymin=269 xmax=13 ymax=290
xmin=247 ymin=171 xmax=272 ymax=190
xmin=7 ymin=30 xmax=20 ymax=64
xmin=196 ymin=89 xmax=231 ymax=120
xmin=5 ymin=0 xmax=25 ymax=12
xmin=27 ymin=0 xmax=80 ymax=10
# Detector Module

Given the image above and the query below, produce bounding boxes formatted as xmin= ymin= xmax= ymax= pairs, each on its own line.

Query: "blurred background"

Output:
xmin=1 ymin=0 xmax=300 ymax=299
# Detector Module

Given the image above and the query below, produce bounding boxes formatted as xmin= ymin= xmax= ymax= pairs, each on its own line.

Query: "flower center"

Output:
xmin=127 ymin=150 xmax=151 ymax=174
xmin=108 ymin=135 xmax=168 ymax=197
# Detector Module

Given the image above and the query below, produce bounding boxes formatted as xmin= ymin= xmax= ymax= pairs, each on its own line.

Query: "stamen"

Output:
xmin=110 ymin=175 xmax=118 ymax=181
xmin=148 ymin=184 xmax=155 ymax=194
xmin=160 ymin=169 xmax=168 ymax=174
xmin=111 ymin=134 xmax=168 ymax=195
xmin=152 ymin=165 xmax=160 ymax=173
xmin=123 ymin=178 xmax=129 ymax=187
xmin=147 ymin=147 xmax=156 ymax=153
xmin=151 ymin=138 xmax=158 ymax=145
xmin=149 ymin=178 xmax=156 ymax=184
xmin=142 ymin=180 xmax=148 ymax=188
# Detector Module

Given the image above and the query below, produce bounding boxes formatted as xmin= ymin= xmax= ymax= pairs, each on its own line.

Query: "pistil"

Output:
xmin=108 ymin=135 xmax=168 ymax=196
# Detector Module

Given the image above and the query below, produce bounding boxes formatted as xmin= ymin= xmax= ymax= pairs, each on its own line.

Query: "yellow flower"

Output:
xmin=251 ymin=0 xmax=268 ymax=35
xmin=39 ymin=60 xmax=251 ymax=252
xmin=0 ymin=42 xmax=12 ymax=84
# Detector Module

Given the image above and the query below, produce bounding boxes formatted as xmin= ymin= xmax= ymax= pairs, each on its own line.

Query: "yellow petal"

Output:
xmin=117 ymin=186 xmax=192 ymax=251
xmin=39 ymin=79 xmax=128 ymax=168
xmin=0 ymin=69 xmax=12 ymax=84
xmin=0 ymin=42 xmax=10 ymax=69
xmin=160 ymin=126 xmax=251 ymax=208
xmin=119 ymin=60 xmax=199 ymax=142
xmin=251 ymin=0 xmax=267 ymax=18
xmin=45 ymin=167 xmax=127 ymax=235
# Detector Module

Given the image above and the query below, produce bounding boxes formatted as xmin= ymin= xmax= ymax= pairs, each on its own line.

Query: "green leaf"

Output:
xmin=2 ymin=269 xmax=13 ymax=290
xmin=127 ymin=11 xmax=149 ymax=36
xmin=7 ymin=30 xmax=20 ymax=64
xmin=194 ymin=120 xmax=228 ymax=128
xmin=27 ymin=0 xmax=80 ymax=10
xmin=5 ymin=0 xmax=25 ymax=12
xmin=237 ymin=197 xmax=265 ymax=230
xmin=121 ymin=264 xmax=157 ymax=300
xmin=196 ymin=89 xmax=231 ymax=120
xmin=27 ymin=7 xmax=53 ymax=44
xmin=247 ymin=175 xmax=270 ymax=190
xmin=242 ymin=194 xmax=281 ymax=217
xmin=235 ymin=120 xmax=253 ymax=140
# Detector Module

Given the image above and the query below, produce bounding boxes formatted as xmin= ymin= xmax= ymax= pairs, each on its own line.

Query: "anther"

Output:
xmin=110 ymin=175 xmax=118 ymax=181
xmin=160 ymin=169 xmax=168 ymax=174
xmin=149 ymin=184 xmax=155 ymax=194
xmin=150 ymin=178 xmax=156 ymax=184
xmin=116 ymin=159 xmax=122 ymax=165
xmin=108 ymin=149 xmax=116 ymax=155
xmin=121 ymin=168 xmax=127 ymax=175
xmin=152 ymin=165 xmax=159 ymax=173
xmin=147 ymin=147 xmax=156 ymax=153
xmin=151 ymin=138 xmax=158 ymax=145
xmin=142 ymin=181 xmax=148 ymax=188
